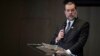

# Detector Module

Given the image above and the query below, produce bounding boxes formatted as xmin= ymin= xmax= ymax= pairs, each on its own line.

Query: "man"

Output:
xmin=50 ymin=1 xmax=89 ymax=56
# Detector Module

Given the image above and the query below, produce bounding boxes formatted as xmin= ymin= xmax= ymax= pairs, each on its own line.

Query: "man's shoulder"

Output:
xmin=77 ymin=18 xmax=89 ymax=25
xmin=78 ymin=19 xmax=89 ymax=30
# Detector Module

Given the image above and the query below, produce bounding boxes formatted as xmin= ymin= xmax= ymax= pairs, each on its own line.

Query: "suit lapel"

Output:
xmin=60 ymin=18 xmax=79 ymax=35
xmin=65 ymin=18 xmax=79 ymax=34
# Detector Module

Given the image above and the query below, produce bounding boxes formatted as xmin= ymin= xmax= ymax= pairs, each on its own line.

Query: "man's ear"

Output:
xmin=75 ymin=10 xmax=78 ymax=18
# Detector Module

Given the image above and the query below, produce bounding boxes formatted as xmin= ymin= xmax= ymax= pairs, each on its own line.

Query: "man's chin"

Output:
xmin=68 ymin=17 xmax=74 ymax=20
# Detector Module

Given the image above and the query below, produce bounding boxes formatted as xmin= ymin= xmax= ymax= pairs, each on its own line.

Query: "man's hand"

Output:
xmin=55 ymin=29 xmax=64 ymax=43
xmin=58 ymin=29 xmax=64 ymax=38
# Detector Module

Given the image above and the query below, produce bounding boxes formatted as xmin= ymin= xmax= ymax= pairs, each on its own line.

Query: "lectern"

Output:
xmin=27 ymin=43 xmax=65 ymax=56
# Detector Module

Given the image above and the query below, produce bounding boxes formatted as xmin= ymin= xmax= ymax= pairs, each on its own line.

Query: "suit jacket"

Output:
xmin=50 ymin=18 xmax=89 ymax=56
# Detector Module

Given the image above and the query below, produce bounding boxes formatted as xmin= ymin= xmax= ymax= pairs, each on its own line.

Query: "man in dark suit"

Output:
xmin=50 ymin=1 xmax=89 ymax=56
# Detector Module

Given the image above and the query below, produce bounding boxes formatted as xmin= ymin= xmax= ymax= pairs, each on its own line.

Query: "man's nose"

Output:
xmin=69 ymin=11 xmax=72 ymax=14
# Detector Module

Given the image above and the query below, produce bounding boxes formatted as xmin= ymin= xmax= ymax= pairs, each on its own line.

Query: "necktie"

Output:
xmin=65 ymin=21 xmax=71 ymax=33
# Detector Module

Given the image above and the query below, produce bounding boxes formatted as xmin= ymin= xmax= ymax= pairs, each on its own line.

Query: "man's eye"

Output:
xmin=71 ymin=9 xmax=74 ymax=12
xmin=67 ymin=10 xmax=70 ymax=12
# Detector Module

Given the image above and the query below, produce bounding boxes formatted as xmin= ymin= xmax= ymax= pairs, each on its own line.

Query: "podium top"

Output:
xmin=27 ymin=43 xmax=65 ymax=55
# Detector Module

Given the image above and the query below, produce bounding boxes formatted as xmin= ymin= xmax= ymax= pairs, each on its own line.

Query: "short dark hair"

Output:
xmin=63 ymin=0 xmax=77 ymax=9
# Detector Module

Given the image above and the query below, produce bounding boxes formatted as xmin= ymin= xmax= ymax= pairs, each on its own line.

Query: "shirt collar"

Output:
xmin=66 ymin=19 xmax=74 ymax=24
xmin=66 ymin=19 xmax=74 ymax=28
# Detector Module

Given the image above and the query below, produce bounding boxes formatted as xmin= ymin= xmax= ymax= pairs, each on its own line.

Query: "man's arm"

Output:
xmin=69 ymin=22 xmax=90 ymax=54
xmin=50 ymin=29 xmax=64 ymax=45
xmin=50 ymin=22 xmax=66 ymax=45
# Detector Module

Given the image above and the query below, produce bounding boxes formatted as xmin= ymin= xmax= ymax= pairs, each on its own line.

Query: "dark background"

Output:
xmin=1 ymin=0 xmax=100 ymax=56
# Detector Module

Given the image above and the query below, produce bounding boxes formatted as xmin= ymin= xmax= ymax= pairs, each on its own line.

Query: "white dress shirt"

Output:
xmin=65 ymin=19 xmax=74 ymax=31
xmin=65 ymin=19 xmax=75 ymax=55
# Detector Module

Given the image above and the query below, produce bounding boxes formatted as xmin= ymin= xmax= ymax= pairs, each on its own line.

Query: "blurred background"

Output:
xmin=1 ymin=0 xmax=100 ymax=56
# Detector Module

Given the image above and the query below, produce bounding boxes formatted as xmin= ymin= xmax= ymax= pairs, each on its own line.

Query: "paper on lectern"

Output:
xmin=36 ymin=43 xmax=65 ymax=55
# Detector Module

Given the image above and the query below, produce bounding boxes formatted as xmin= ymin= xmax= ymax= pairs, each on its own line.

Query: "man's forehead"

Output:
xmin=65 ymin=4 xmax=75 ymax=9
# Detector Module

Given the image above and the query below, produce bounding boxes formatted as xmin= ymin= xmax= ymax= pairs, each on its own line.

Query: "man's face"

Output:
xmin=64 ymin=4 xmax=77 ymax=20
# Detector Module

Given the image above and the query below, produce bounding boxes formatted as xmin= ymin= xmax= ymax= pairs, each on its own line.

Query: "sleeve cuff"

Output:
xmin=65 ymin=49 xmax=72 ymax=55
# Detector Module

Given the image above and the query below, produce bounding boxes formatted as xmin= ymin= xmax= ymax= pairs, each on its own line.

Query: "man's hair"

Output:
xmin=63 ymin=0 xmax=77 ymax=9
